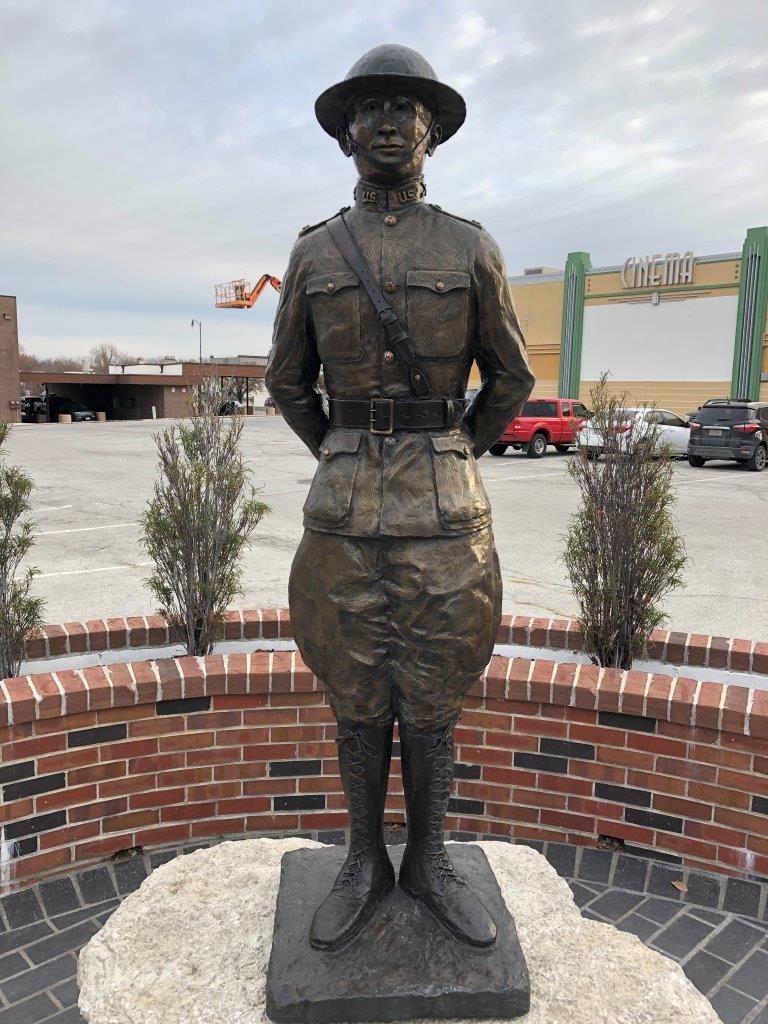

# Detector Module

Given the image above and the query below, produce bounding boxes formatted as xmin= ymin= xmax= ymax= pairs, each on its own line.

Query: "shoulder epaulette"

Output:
xmin=427 ymin=203 xmax=484 ymax=230
xmin=298 ymin=207 xmax=351 ymax=237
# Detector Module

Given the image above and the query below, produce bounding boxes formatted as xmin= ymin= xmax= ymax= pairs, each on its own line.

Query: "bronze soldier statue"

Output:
xmin=266 ymin=44 xmax=534 ymax=953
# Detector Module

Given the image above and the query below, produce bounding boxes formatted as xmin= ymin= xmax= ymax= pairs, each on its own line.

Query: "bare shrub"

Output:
xmin=0 ymin=422 xmax=44 ymax=678
xmin=141 ymin=376 xmax=270 ymax=656
xmin=563 ymin=376 xmax=687 ymax=669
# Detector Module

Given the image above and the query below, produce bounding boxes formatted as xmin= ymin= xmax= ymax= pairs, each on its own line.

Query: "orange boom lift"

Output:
xmin=214 ymin=274 xmax=281 ymax=309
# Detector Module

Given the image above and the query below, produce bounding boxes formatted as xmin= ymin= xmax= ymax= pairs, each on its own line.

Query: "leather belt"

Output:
xmin=329 ymin=397 xmax=466 ymax=436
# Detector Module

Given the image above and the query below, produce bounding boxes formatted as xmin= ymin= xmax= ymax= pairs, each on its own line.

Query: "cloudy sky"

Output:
xmin=3 ymin=0 xmax=767 ymax=361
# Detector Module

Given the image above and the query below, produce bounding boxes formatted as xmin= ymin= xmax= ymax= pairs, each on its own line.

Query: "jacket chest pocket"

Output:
xmin=307 ymin=272 xmax=362 ymax=363
xmin=406 ymin=270 xmax=470 ymax=358
xmin=430 ymin=434 xmax=490 ymax=529
xmin=303 ymin=431 xmax=363 ymax=527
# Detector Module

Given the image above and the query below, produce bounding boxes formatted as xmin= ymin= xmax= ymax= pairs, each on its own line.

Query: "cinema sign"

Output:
xmin=621 ymin=251 xmax=696 ymax=288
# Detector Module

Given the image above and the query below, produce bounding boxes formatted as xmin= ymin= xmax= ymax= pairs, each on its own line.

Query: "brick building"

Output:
xmin=0 ymin=295 xmax=21 ymax=423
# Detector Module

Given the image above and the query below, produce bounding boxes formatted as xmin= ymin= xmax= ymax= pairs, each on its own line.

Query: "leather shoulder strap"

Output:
xmin=326 ymin=214 xmax=432 ymax=399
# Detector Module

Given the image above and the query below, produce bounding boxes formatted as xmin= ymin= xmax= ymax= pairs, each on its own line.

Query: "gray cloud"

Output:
xmin=2 ymin=0 xmax=766 ymax=358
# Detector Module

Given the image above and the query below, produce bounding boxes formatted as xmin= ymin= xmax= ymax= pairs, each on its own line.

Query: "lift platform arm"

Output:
xmin=215 ymin=274 xmax=282 ymax=309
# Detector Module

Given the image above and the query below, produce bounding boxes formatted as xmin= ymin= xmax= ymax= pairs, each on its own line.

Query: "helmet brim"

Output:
xmin=315 ymin=74 xmax=466 ymax=144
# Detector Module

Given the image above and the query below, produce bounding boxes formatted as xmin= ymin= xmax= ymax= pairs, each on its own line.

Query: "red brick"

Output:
xmin=620 ymin=671 xmax=649 ymax=716
xmin=708 ymin=636 xmax=729 ymax=670
xmin=103 ymin=809 xmax=158 ymax=832
xmin=70 ymin=796 xmax=128 ymax=823
xmin=39 ymin=820 xmax=100 ymax=850
xmin=662 ymin=677 xmax=696 ymax=728
xmin=595 ymin=667 xmax=624 ymax=713
xmin=156 ymin=767 xmax=213 ymax=788
xmin=567 ymin=796 xmax=622 ymax=819
xmin=646 ymin=629 xmax=668 ymax=661
xmin=717 ymin=768 xmax=763 ymax=794
xmin=537 ymin=773 xmax=594 ymax=796
xmin=653 ymin=794 xmax=712 ymax=821
xmin=662 ymin=833 xmax=718 ymax=861
xmin=689 ymin=744 xmax=751 ymax=771
xmin=626 ymin=769 xmax=685 ymax=796
xmin=510 ymin=615 xmax=531 ymax=644
xmin=685 ymin=634 xmax=709 ymax=668
xmin=158 ymin=731 xmax=214 ymax=752
xmin=100 ymin=738 xmax=158 ymax=762
xmin=188 ymin=746 xmax=241 ymax=766
xmin=540 ymin=809 xmax=595 ymax=833
xmin=12 ymin=847 xmax=72 ymax=879
xmin=485 ymin=802 xmax=538 ymax=823
xmin=156 ymin=659 xmax=183 ymax=701
xmin=714 ymin=807 xmax=768 ymax=837
xmin=656 ymin=757 xmax=716 ymax=783
xmin=596 ymin=818 xmax=654 ymax=845
xmin=730 ymin=638 xmax=753 ymax=672
xmin=0 ymin=798 xmax=33 ymax=824
xmin=2 ymin=677 xmax=36 ymax=724
xmin=214 ymin=763 xmax=266 ymax=781
xmin=717 ymin=846 xmax=756 ymax=870
xmin=105 ymin=617 xmax=128 ymax=649
xmin=69 ymin=761 xmax=126 ymax=786
xmin=191 ymin=817 xmax=245 ymax=838
xmin=218 ymin=797 xmax=270 ymax=815
xmin=134 ymin=823 xmax=191 ymax=847
xmin=749 ymin=690 xmax=768 ymax=739
xmin=482 ymin=766 xmax=536 ymax=787
xmin=130 ymin=787 xmax=185 ymax=810
xmin=574 ymin=664 xmax=600 ymax=710
xmin=129 ymin=661 xmax=159 ymax=704
xmin=569 ymin=723 xmax=626 ymax=748
xmin=548 ymin=618 xmax=570 ymax=650
xmin=129 ymin=752 xmax=184 ymax=775
xmin=570 ymin=761 xmax=627 ymax=784
xmin=626 ymin=733 xmax=687 ymax=757
xmin=596 ymin=746 xmax=654 ymax=770
xmin=160 ymin=802 xmax=217 ymax=821
xmin=270 ymin=651 xmax=293 ymax=693
xmin=721 ymin=686 xmax=749 ymax=734
xmin=685 ymin=820 xmax=746 ymax=846
xmin=261 ymin=608 xmax=280 ymax=639
xmin=101 ymin=775 xmax=152 ymax=798
xmin=456 ymin=745 xmax=512 ymax=768
xmin=513 ymin=788 xmax=566 ymax=810
xmin=37 ymin=784 xmax=97 ymax=813
xmin=693 ymin=682 xmax=723 ymax=730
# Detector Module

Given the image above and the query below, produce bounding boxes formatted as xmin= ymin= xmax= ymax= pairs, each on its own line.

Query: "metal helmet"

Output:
xmin=315 ymin=44 xmax=466 ymax=144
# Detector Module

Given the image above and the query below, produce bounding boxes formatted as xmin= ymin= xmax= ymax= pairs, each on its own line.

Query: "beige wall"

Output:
xmin=579 ymin=380 xmax=732 ymax=416
xmin=585 ymin=258 xmax=741 ymax=298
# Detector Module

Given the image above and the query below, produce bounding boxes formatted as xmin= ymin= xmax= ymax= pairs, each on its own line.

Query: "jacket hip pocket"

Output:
xmin=307 ymin=271 xmax=362 ymax=363
xmin=303 ymin=431 xmax=363 ymax=527
xmin=406 ymin=269 xmax=470 ymax=358
xmin=430 ymin=433 xmax=491 ymax=529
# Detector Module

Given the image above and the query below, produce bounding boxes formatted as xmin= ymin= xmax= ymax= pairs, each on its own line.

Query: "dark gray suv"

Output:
xmin=688 ymin=399 xmax=768 ymax=472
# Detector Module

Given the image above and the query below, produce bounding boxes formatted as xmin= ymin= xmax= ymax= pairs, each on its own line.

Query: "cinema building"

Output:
xmin=505 ymin=226 xmax=768 ymax=415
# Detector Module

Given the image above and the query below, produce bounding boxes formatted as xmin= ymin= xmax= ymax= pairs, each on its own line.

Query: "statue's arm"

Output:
xmin=265 ymin=240 xmax=329 ymax=460
xmin=463 ymin=232 xmax=536 ymax=459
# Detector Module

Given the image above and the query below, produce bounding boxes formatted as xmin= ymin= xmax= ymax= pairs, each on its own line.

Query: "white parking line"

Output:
xmin=33 ymin=505 xmax=74 ymax=513
xmin=484 ymin=471 xmax=569 ymax=483
xmin=38 ymin=562 xmax=151 ymax=579
xmin=39 ymin=523 xmax=137 ymax=536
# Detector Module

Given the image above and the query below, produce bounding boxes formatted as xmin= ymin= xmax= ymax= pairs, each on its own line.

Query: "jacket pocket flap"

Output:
xmin=307 ymin=272 xmax=360 ymax=296
xmin=323 ymin=431 xmax=363 ymax=458
xmin=407 ymin=270 xmax=470 ymax=294
xmin=430 ymin=434 xmax=470 ymax=457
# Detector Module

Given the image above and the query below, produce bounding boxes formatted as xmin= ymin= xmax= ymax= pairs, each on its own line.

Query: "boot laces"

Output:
xmin=336 ymin=729 xmax=379 ymax=889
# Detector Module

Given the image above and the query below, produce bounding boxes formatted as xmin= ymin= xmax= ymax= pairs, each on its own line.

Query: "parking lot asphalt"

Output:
xmin=8 ymin=415 xmax=768 ymax=642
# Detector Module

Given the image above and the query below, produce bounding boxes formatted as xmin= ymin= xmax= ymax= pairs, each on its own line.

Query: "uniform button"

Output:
xmin=383 ymin=350 xmax=395 ymax=364
xmin=383 ymin=214 xmax=397 ymax=226
xmin=322 ymin=447 xmax=330 ymax=456
xmin=384 ymin=281 xmax=397 ymax=293
xmin=325 ymin=281 xmax=335 ymax=292
xmin=385 ymin=437 xmax=396 ymax=445
xmin=435 ymin=280 xmax=445 ymax=291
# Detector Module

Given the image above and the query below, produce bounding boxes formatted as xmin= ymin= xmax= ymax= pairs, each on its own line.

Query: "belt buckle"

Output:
xmin=369 ymin=398 xmax=394 ymax=435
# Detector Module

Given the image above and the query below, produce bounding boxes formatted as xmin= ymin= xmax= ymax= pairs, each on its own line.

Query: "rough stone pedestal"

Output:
xmin=78 ymin=837 xmax=721 ymax=1024
xmin=266 ymin=845 xmax=529 ymax=1022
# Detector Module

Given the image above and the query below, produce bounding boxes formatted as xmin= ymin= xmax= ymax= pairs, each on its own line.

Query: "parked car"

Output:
xmin=20 ymin=396 xmax=46 ymax=422
xmin=577 ymin=407 xmax=691 ymax=458
xmin=688 ymin=399 xmax=768 ymax=472
xmin=489 ymin=397 xmax=591 ymax=458
xmin=218 ymin=399 xmax=244 ymax=415
xmin=50 ymin=397 xmax=97 ymax=422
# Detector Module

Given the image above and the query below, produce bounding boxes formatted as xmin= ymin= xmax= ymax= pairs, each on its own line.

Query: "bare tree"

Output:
xmin=88 ymin=343 xmax=131 ymax=374
xmin=0 ymin=422 xmax=44 ymax=679
xmin=563 ymin=376 xmax=687 ymax=669
xmin=19 ymin=347 xmax=86 ymax=374
xmin=221 ymin=375 xmax=264 ymax=406
xmin=140 ymin=376 xmax=270 ymax=656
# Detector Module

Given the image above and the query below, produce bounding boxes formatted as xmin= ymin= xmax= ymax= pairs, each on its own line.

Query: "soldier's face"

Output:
xmin=344 ymin=92 xmax=438 ymax=182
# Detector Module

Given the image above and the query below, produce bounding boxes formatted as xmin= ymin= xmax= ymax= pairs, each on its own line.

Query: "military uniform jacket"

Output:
xmin=265 ymin=179 xmax=535 ymax=539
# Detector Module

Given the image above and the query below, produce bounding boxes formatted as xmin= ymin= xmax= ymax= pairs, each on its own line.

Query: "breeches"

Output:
xmin=289 ymin=526 xmax=502 ymax=730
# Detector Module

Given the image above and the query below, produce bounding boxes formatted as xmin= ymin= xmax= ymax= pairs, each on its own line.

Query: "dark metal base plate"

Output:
xmin=265 ymin=844 xmax=530 ymax=1023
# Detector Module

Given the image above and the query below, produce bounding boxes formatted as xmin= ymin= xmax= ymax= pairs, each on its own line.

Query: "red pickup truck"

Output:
xmin=489 ymin=397 xmax=591 ymax=458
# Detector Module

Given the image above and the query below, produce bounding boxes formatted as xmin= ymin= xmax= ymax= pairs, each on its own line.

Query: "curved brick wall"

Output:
xmin=23 ymin=608 xmax=768 ymax=675
xmin=2 ymin=629 xmax=768 ymax=891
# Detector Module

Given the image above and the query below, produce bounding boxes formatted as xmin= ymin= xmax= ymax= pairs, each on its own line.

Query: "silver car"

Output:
xmin=577 ymin=407 xmax=691 ymax=457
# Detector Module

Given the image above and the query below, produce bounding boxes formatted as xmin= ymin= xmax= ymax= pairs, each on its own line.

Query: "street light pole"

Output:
xmin=191 ymin=319 xmax=202 ymax=363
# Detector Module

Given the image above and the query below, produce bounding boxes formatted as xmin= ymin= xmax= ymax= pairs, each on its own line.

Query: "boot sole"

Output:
xmin=309 ymin=875 xmax=395 ymax=952
xmin=398 ymin=879 xmax=497 ymax=949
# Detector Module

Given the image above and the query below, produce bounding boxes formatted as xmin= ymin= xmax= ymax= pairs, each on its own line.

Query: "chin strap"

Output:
xmin=338 ymin=118 xmax=436 ymax=163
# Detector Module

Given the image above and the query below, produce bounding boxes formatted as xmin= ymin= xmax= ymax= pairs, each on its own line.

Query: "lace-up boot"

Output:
xmin=399 ymin=721 xmax=497 ymax=947
xmin=309 ymin=720 xmax=395 ymax=950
